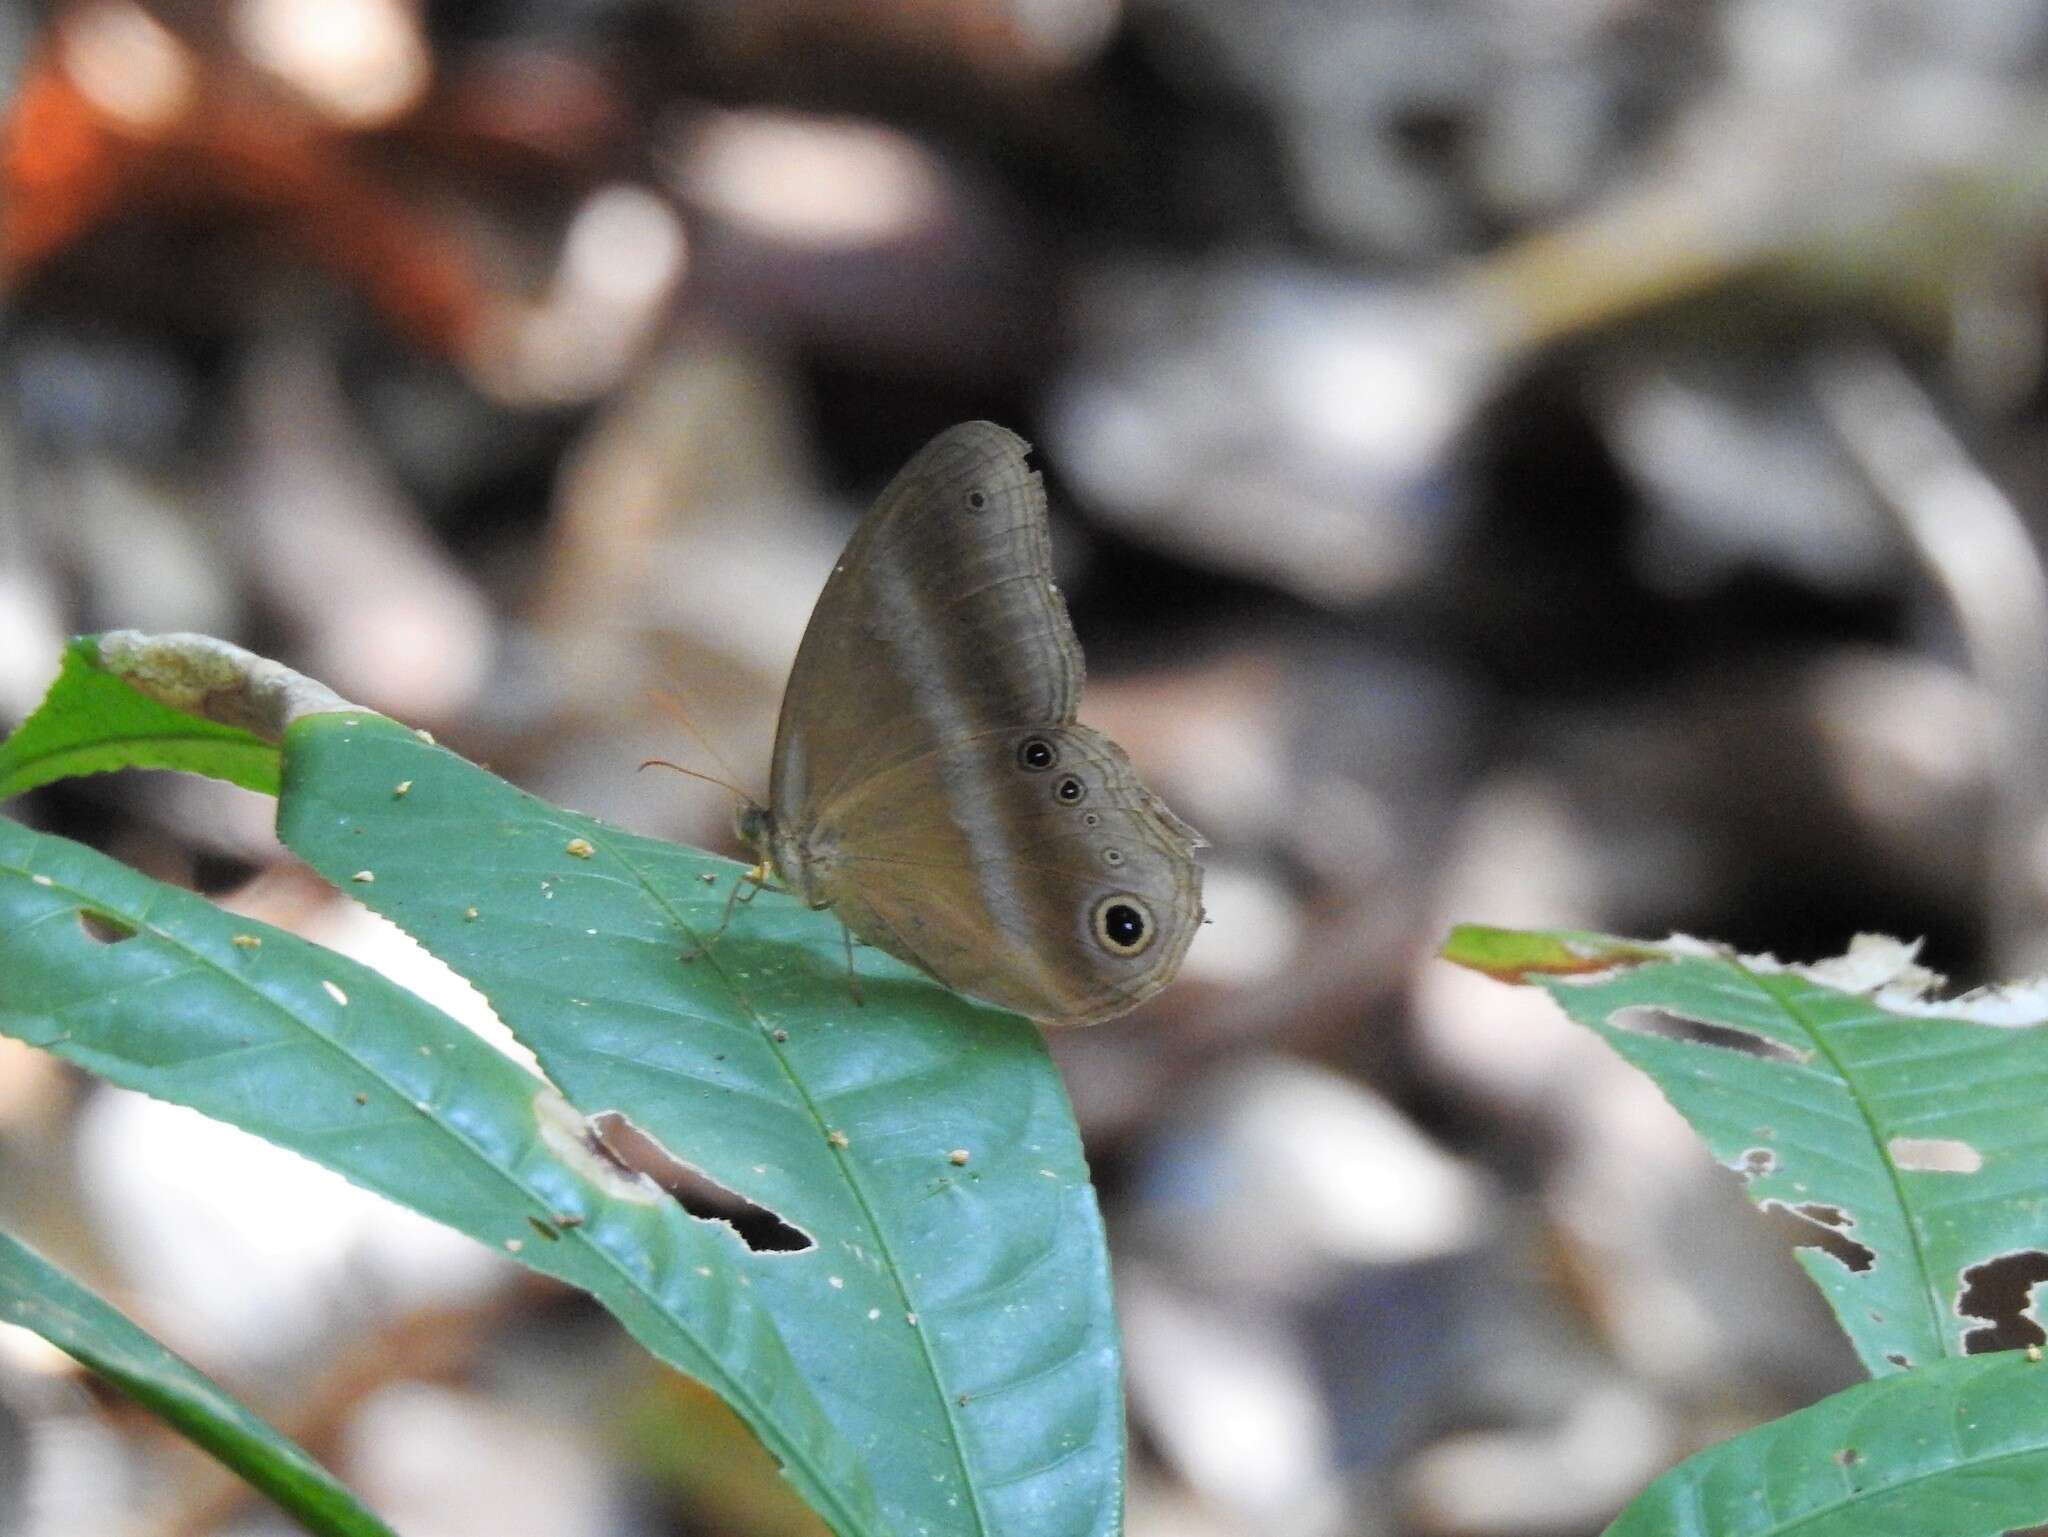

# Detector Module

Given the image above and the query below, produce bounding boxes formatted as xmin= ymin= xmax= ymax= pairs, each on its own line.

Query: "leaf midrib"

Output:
xmin=1736 ymin=959 xmax=1952 ymax=1363
xmin=594 ymin=826 xmax=995 ymax=1537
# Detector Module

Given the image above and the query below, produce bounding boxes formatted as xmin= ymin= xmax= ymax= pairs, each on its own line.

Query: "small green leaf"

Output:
xmin=0 ymin=1227 xmax=397 ymax=1537
xmin=1607 ymin=1350 xmax=2048 ymax=1536
xmin=1448 ymin=927 xmax=2048 ymax=1376
xmin=0 ymin=635 xmax=281 ymax=799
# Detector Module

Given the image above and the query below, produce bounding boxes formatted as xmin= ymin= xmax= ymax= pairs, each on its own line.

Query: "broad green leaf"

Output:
xmin=1607 ymin=1350 xmax=2048 ymax=1536
xmin=0 ymin=1228 xmax=398 ymax=1537
xmin=0 ymin=634 xmax=285 ymax=799
xmin=0 ymin=633 xmax=1124 ymax=1537
xmin=277 ymin=713 xmax=1123 ymax=1537
xmin=0 ymin=816 xmax=879 ymax=1535
xmin=1445 ymin=926 xmax=2048 ymax=1377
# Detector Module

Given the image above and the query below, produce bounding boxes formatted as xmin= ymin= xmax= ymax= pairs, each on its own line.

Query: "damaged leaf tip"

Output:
xmin=94 ymin=630 xmax=362 ymax=743
xmin=1441 ymin=924 xmax=1664 ymax=983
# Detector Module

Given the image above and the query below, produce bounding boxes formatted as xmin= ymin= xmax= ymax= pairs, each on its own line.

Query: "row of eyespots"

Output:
xmin=1018 ymin=734 xmax=1137 ymax=888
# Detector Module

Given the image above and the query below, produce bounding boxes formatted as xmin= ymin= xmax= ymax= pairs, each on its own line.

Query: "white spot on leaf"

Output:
xmin=1890 ymin=1137 xmax=1984 ymax=1173
xmin=532 ymin=1090 xmax=662 ymax=1206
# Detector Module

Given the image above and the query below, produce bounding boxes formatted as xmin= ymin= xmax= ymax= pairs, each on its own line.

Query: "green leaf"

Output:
xmin=0 ymin=633 xmax=1124 ymax=1537
xmin=277 ymin=712 xmax=1123 ymax=1537
xmin=1606 ymin=1350 xmax=2048 ymax=1536
xmin=0 ymin=1228 xmax=399 ymax=1537
xmin=0 ymin=635 xmax=281 ymax=800
xmin=1445 ymin=926 xmax=2048 ymax=1377
xmin=0 ymin=815 xmax=881 ymax=1535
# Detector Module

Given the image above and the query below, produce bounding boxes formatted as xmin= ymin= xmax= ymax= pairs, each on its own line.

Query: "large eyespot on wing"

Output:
xmin=813 ymin=723 xmax=1205 ymax=1026
xmin=1091 ymin=894 xmax=1156 ymax=956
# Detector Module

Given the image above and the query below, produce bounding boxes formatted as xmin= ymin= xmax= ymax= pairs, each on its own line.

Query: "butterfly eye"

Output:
xmin=1017 ymin=737 xmax=1058 ymax=771
xmin=1054 ymin=776 xmax=1086 ymax=804
xmin=1102 ymin=847 xmax=1125 ymax=868
xmin=1082 ymin=812 xmax=1100 ymax=827
xmin=1092 ymin=895 xmax=1154 ymax=956
xmin=964 ymin=488 xmax=989 ymax=512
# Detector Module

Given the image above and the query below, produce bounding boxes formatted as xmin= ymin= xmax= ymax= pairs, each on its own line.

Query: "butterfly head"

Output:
xmin=734 ymin=797 xmax=807 ymax=896
xmin=734 ymin=799 xmax=771 ymax=855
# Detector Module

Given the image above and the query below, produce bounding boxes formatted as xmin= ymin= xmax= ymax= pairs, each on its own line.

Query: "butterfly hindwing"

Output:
xmin=811 ymin=725 xmax=1205 ymax=1025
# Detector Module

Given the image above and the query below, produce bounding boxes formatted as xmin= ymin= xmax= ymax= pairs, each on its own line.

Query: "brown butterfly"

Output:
xmin=732 ymin=421 xmax=1205 ymax=1026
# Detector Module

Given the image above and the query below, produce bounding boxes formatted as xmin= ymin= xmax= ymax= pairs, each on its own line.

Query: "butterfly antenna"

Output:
xmin=643 ymin=687 xmax=762 ymax=804
xmin=639 ymin=757 xmax=756 ymax=803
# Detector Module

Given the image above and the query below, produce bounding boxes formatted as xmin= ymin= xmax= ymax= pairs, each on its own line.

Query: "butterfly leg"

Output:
xmin=682 ymin=864 xmax=766 ymax=962
xmin=840 ymin=919 xmax=865 ymax=1007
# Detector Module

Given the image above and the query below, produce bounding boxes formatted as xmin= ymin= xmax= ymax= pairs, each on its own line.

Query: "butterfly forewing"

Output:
xmin=771 ymin=422 xmax=1082 ymax=829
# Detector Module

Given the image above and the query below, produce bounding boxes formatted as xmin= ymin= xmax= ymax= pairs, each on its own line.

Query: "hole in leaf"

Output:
xmin=1760 ymin=1199 xmax=1875 ymax=1273
xmin=191 ymin=850 xmax=260 ymax=896
xmin=1730 ymin=1147 xmax=1777 ymax=1182
xmin=77 ymin=910 xmax=137 ymax=944
xmin=1608 ymin=1006 xmax=1810 ymax=1064
xmin=590 ymin=1111 xmax=812 ymax=1255
xmin=1889 ymin=1136 xmax=1984 ymax=1174
xmin=1958 ymin=1250 xmax=2048 ymax=1353
xmin=1886 ymin=1352 xmax=1911 ymax=1368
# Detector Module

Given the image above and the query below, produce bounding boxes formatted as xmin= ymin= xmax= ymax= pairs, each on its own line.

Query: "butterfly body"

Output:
xmin=740 ymin=422 xmax=1204 ymax=1026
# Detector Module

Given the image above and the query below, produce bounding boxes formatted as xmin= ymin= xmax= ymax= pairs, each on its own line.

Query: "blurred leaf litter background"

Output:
xmin=4 ymin=0 xmax=2048 ymax=1533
